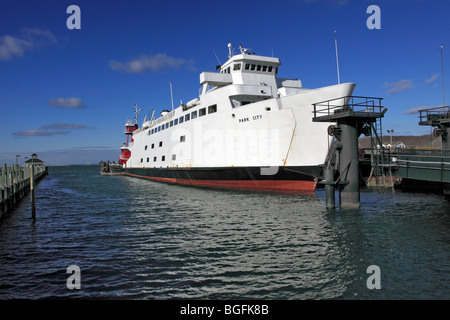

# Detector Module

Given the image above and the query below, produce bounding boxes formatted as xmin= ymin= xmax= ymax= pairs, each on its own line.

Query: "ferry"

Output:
xmin=118 ymin=44 xmax=355 ymax=192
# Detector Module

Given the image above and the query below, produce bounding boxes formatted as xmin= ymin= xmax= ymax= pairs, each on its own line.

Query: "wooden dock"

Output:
xmin=0 ymin=164 xmax=48 ymax=219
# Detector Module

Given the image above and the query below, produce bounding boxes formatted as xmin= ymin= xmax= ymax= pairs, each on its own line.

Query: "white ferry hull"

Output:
xmin=118 ymin=47 xmax=355 ymax=192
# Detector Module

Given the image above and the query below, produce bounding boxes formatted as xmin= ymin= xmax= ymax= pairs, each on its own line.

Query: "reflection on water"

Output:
xmin=0 ymin=166 xmax=448 ymax=299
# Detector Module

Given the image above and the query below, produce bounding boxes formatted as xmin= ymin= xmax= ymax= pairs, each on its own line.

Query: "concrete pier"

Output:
xmin=0 ymin=163 xmax=48 ymax=219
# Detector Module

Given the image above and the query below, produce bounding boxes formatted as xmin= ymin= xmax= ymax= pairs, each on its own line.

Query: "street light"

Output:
xmin=387 ymin=129 xmax=394 ymax=147
xmin=441 ymin=45 xmax=445 ymax=107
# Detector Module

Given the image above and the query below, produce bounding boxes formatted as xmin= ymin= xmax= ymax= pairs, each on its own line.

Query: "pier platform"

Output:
xmin=0 ymin=163 xmax=48 ymax=218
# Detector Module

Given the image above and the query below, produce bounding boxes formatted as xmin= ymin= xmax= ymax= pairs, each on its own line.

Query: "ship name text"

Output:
xmin=239 ymin=114 xmax=263 ymax=123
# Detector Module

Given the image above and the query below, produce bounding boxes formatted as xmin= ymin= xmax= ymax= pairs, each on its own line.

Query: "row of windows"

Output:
xmin=144 ymin=141 xmax=164 ymax=150
xmin=141 ymin=154 xmax=177 ymax=163
xmin=244 ymin=63 xmax=277 ymax=73
xmin=220 ymin=63 xmax=277 ymax=74
xmin=144 ymin=135 xmax=185 ymax=151
xmin=147 ymin=104 xmax=217 ymax=136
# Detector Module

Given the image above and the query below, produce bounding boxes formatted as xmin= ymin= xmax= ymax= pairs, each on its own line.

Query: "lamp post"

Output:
xmin=387 ymin=129 xmax=394 ymax=148
xmin=441 ymin=45 xmax=445 ymax=107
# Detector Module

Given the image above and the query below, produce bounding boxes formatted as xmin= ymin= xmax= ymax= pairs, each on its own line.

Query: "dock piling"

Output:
xmin=31 ymin=165 xmax=36 ymax=220
xmin=324 ymin=165 xmax=336 ymax=209
xmin=0 ymin=156 xmax=47 ymax=220
xmin=313 ymin=96 xmax=387 ymax=209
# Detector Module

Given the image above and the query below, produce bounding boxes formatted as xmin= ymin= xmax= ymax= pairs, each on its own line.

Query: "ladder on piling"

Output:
xmin=369 ymin=116 xmax=387 ymax=186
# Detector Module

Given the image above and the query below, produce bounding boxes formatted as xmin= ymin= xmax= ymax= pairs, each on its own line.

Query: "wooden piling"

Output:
xmin=0 ymin=163 xmax=47 ymax=220
xmin=31 ymin=165 xmax=35 ymax=220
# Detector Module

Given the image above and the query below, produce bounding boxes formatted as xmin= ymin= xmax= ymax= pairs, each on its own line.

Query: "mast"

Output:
xmin=134 ymin=104 xmax=142 ymax=124
xmin=334 ymin=30 xmax=341 ymax=85
xmin=170 ymin=81 xmax=174 ymax=111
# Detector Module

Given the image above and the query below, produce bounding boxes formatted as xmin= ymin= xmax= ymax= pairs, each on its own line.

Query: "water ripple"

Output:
xmin=0 ymin=166 xmax=449 ymax=299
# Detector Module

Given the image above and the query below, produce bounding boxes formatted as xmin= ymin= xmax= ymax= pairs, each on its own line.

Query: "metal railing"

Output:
xmin=313 ymin=96 xmax=384 ymax=118
xmin=418 ymin=106 xmax=450 ymax=124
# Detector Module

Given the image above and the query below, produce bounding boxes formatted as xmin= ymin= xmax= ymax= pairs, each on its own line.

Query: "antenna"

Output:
xmin=334 ymin=30 xmax=341 ymax=84
xmin=170 ymin=81 xmax=174 ymax=111
xmin=441 ymin=45 xmax=446 ymax=107
xmin=228 ymin=43 xmax=232 ymax=58
xmin=213 ymin=49 xmax=221 ymax=65
xmin=150 ymin=109 xmax=155 ymax=121
xmin=134 ymin=104 xmax=142 ymax=124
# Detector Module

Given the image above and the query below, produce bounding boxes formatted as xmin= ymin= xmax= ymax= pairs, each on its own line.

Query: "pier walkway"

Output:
xmin=0 ymin=163 xmax=48 ymax=218
xmin=394 ymin=149 xmax=450 ymax=184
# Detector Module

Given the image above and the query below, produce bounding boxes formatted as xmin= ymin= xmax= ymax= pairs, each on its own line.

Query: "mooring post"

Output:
xmin=324 ymin=165 xmax=335 ymax=209
xmin=31 ymin=165 xmax=36 ymax=220
xmin=338 ymin=119 xmax=360 ymax=208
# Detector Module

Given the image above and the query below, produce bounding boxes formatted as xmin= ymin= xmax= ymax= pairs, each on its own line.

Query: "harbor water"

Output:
xmin=0 ymin=165 xmax=448 ymax=300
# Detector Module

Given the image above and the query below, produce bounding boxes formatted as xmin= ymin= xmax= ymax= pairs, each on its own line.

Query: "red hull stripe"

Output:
xmin=125 ymin=173 xmax=317 ymax=192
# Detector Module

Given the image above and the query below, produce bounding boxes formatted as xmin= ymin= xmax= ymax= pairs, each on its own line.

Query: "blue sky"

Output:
xmin=0 ymin=0 xmax=449 ymax=165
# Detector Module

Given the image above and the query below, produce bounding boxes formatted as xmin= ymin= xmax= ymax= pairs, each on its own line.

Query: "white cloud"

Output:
xmin=12 ymin=122 xmax=95 ymax=138
xmin=425 ymin=74 xmax=439 ymax=83
xmin=382 ymin=79 xmax=414 ymax=94
xmin=48 ymin=97 xmax=86 ymax=109
xmin=0 ymin=28 xmax=56 ymax=61
xmin=41 ymin=123 xmax=95 ymax=130
xmin=403 ymin=104 xmax=444 ymax=115
xmin=109 ymin=53 xmax=193 ymax=74
xmin=12 ymin=129 xmax=70 ymax=137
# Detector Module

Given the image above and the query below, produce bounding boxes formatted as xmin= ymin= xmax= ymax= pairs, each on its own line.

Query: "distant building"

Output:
xmin=24 ymin=153 xmax=45 ymax=167
xmin=395 ymin=142 xmax=406 ymax=149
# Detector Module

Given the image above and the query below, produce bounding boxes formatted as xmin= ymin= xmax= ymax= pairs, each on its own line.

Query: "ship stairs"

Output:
xmin=312 ymin=96 xmax=388 ymax=208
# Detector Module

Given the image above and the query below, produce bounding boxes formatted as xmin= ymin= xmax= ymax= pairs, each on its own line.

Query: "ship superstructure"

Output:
xmin=118 ymin=44 xmax=355 ymax=191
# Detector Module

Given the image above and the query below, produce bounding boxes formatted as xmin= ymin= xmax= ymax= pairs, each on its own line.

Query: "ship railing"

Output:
xmin=152 ymin=110 xmax=175 ymax=126
xmin=418 ymin=106 xmax=450 ymax=124
xmin=312 ymin=96 xmax=384 ymax=119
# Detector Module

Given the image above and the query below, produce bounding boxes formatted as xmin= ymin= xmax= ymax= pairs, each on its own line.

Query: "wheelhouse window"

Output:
xmin=174 ymin=118 xmax=178 ymax=125
xmin=185 ymin=114 xmax=190 ymax=121
xmin=179 ymin=116 xmax=184 ymax=124
xmin=170 ymin=120 xmax=174 ymax=127
xmin=233 ymin=63 xmax=241 ymax=71
xmin=245 ymin=64 xmax=250 ymax=70
xmin=250 ymin=64 xmax=256 ymax=71
xmin=199 ymin=107 xmax=206 ymax=117
xmin=191 ymin=110 xmax=197 ymax=119
xmin=208 ymin=104 xmax=217 ymax=114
